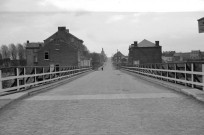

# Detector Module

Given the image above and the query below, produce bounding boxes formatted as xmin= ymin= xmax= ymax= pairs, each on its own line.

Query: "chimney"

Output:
xmin=134 ymin=41 xmax=138 ymax=47
xmin=58 ymin=26 xmax=66 ymax=32
xmin=155 ymin=41 xmax=159 ymax=46
xmin=131 ymin=44 xmax=134 ymax=48
xmin=27 ymin=40 xmax=29 ymax=43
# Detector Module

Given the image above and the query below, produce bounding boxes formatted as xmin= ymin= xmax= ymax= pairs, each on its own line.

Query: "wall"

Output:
xmin=130 ymin=46 xmax=162 ymax=64
xmin=37 ymin=41 xmax=78 ymax=67
xmin=26 ymin=49 xmax=38 ymax=66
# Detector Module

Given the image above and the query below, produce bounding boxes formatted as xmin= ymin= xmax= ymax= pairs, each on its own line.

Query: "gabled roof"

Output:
xmin=198 ymin=17 xmax=204 ymax=21
xmin=138 ymin=39 xmax=156 ymax=47
xmin=67 ymin=31 xmax=83 ymax=43
xmin=113 ymin=51 xmax=125 ymax=58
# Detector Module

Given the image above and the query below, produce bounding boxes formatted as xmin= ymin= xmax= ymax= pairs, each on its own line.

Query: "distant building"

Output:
xmin=112 ymin=51 xmax=127 ymax=65
xmin=173 ymin=52 xmax=190 ymax=62
xmin=162 ymin=51 xmax=175 ymax=63
xmin=26 ymin=26 xmax=91 ymax=67
xmin=26 ymin=41 xmax=44 ymax=66
xmin=173 ymin=50 xmax=204 ymax=62
xmin=190 ymin=50 xmax=202 ymax=60
xmin=198 ymin=17 xmax=204 ymax=33
xmin=100 ymin=48 xmax=107 ymax=63
xmin=128 ymin=39 xmax=162 ymax=65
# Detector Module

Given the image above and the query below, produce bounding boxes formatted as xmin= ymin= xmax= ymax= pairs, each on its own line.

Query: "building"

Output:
xmin=100 ymin=48 xmax=107 ymax=63
xmin=172 ymin=50 xmax=204 ymax=62
xmin=162 ymin=51 xmax=175 ymax=63
xmin=198 ymin=17 xmax=204 ymax=33
xmin=173 ymin=52 xmax=189 ymax=62
xmin=26 ymin=41 xmax=44 ymax=66
xmin=128 ymin=39 xmax=162 ymax=65
xmin=26 ymin=26 xmax=91 ymax=67
xmin=190 ymin=50 xmax=202 ymax=60
xmin=112 ymin=51 xmax=127 ymax=65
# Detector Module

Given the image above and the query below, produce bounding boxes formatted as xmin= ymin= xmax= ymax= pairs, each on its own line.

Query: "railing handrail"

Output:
xmin=0 ymin=66 xmax=92 ymax=94
xmin=0 ymin=65 xmax=90 ymax=70
xmin=121 ymin=62 xmax=204 ymax=91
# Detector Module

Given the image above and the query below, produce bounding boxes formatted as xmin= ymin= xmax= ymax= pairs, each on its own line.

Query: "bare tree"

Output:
xmin=1 ymin=45 xmax=10 ymax=59
xmin=0 ymin=49 xmax=2 ymax=60
xmin=17 ymin=43 xmax=26 ymax=60
xmin=9 ymin=43 xmax=17 ymax=60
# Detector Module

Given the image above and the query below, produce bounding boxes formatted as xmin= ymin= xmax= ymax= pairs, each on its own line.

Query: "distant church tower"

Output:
xmin=101 ymin=48 xmax=105 ymax=56
xmin=101 ymin=48 xmax=106 ymax=62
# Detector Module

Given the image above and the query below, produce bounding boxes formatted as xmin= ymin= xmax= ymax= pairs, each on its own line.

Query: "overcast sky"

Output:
xmin=0 ymin=0 xmax=204 ymax=56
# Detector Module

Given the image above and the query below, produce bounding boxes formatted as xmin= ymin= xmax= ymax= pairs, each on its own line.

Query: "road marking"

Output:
xmin=26 ymin=93 xmax=182 ymax=101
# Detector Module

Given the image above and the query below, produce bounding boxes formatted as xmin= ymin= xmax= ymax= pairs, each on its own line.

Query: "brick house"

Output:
xmin=128 ymin=39 xmax=162 ymax=65
xmin=112 ymin=51 xmax=127 ymax=65
xmin=26 ymin=26 xmax=91 ymax=67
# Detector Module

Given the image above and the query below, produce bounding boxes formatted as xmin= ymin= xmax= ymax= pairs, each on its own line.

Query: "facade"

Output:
xmin=190 ymin=50 xmax=202 ymax=60
xmin=162 ymin=51 xmax=175 ymax=63
xmin=128 ymin=39 xmax=162 ymax=65
xmin=198 ymin=17 xmax=204 ymax=33
xmin=173 ymin=50 xmax=204 ymax=62
xmin=26 ymin=41 xmax=43 ymax=66
xmin=26 ymin=27 xmax=91 ymax=67
xmin=112 ymin=51 xmax=127 ymax=65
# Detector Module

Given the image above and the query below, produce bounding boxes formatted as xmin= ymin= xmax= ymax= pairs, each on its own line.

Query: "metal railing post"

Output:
xmin=23 ymin=67 xmax=26 ymax=88
xmin=167 ymin=63 xmax=169 ymax=82
xmin=185 ymin=63 xmax=187 ymax=86
xmin=42 ymin=67 xmax=45 ymax=81
xmin=0 ymin=70 xmax=2 ymax=91
xmin=175 ymin=63 xmax=177 ymax=84
xmin=34 ymin=67 xmax=36 ymax=83
xmin=202 ymin=64 xmax=204 ymax=91
xmin=191 ymin=63 xmax=194 ymax=88
xmin=16 ymin=67 xmax=20 ymax=91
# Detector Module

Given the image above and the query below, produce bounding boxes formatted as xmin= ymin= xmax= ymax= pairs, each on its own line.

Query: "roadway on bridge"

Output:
xmin=0 ymin=59 xmax=204 ymax=135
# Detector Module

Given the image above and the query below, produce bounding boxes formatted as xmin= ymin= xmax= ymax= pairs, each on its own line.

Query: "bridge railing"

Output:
xmin=0 ymin=66 xmax=92 ymax=95
xmin=121 ymin=62 xmax=204 ymax=91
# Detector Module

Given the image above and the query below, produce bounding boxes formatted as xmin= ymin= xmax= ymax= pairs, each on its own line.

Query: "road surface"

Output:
xmin=0 ymin=59 xmax=204 ymax=135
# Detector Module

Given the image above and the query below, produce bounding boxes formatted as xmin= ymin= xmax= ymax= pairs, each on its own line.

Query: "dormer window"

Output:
xmin=44 ymin=51 xmax=49 ymax=60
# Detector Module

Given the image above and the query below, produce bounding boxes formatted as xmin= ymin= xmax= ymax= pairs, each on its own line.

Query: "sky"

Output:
xmin=0 ymin=0 xmax=204 ymax=57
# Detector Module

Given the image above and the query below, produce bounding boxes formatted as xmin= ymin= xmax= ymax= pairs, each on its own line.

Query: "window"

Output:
xmin=34 ymin=56 xmax=38 ymax=62
xmin=44 ymin=51 xmax=49 ymax=60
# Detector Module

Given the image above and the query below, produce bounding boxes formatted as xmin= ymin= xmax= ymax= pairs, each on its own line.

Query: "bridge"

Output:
xmin=0 ymin=59 xmax=204 ymax=134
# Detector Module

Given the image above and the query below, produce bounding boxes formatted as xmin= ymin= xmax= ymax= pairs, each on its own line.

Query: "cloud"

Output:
xmin=0 ymin=12 xmax=204 ymax=56
xmin=105 ymin=15 xmax=126 ymax=23
xmin=1 ymin=0 xmax=204 ymax=12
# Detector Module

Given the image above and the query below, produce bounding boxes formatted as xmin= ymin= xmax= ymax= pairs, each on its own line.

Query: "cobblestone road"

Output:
xmin=0 ymin=59 xmax=204 ymax=135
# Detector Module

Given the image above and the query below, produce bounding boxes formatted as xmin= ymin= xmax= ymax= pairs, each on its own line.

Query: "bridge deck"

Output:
xmin=0 ymin=59 xmax=204 ymax=135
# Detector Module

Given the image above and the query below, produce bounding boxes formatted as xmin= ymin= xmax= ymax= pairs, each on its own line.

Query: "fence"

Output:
xmin=121 ymin=62 xmax=204 ymax=90
xmin=0 ymin=66 xmax=92 ymax=94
